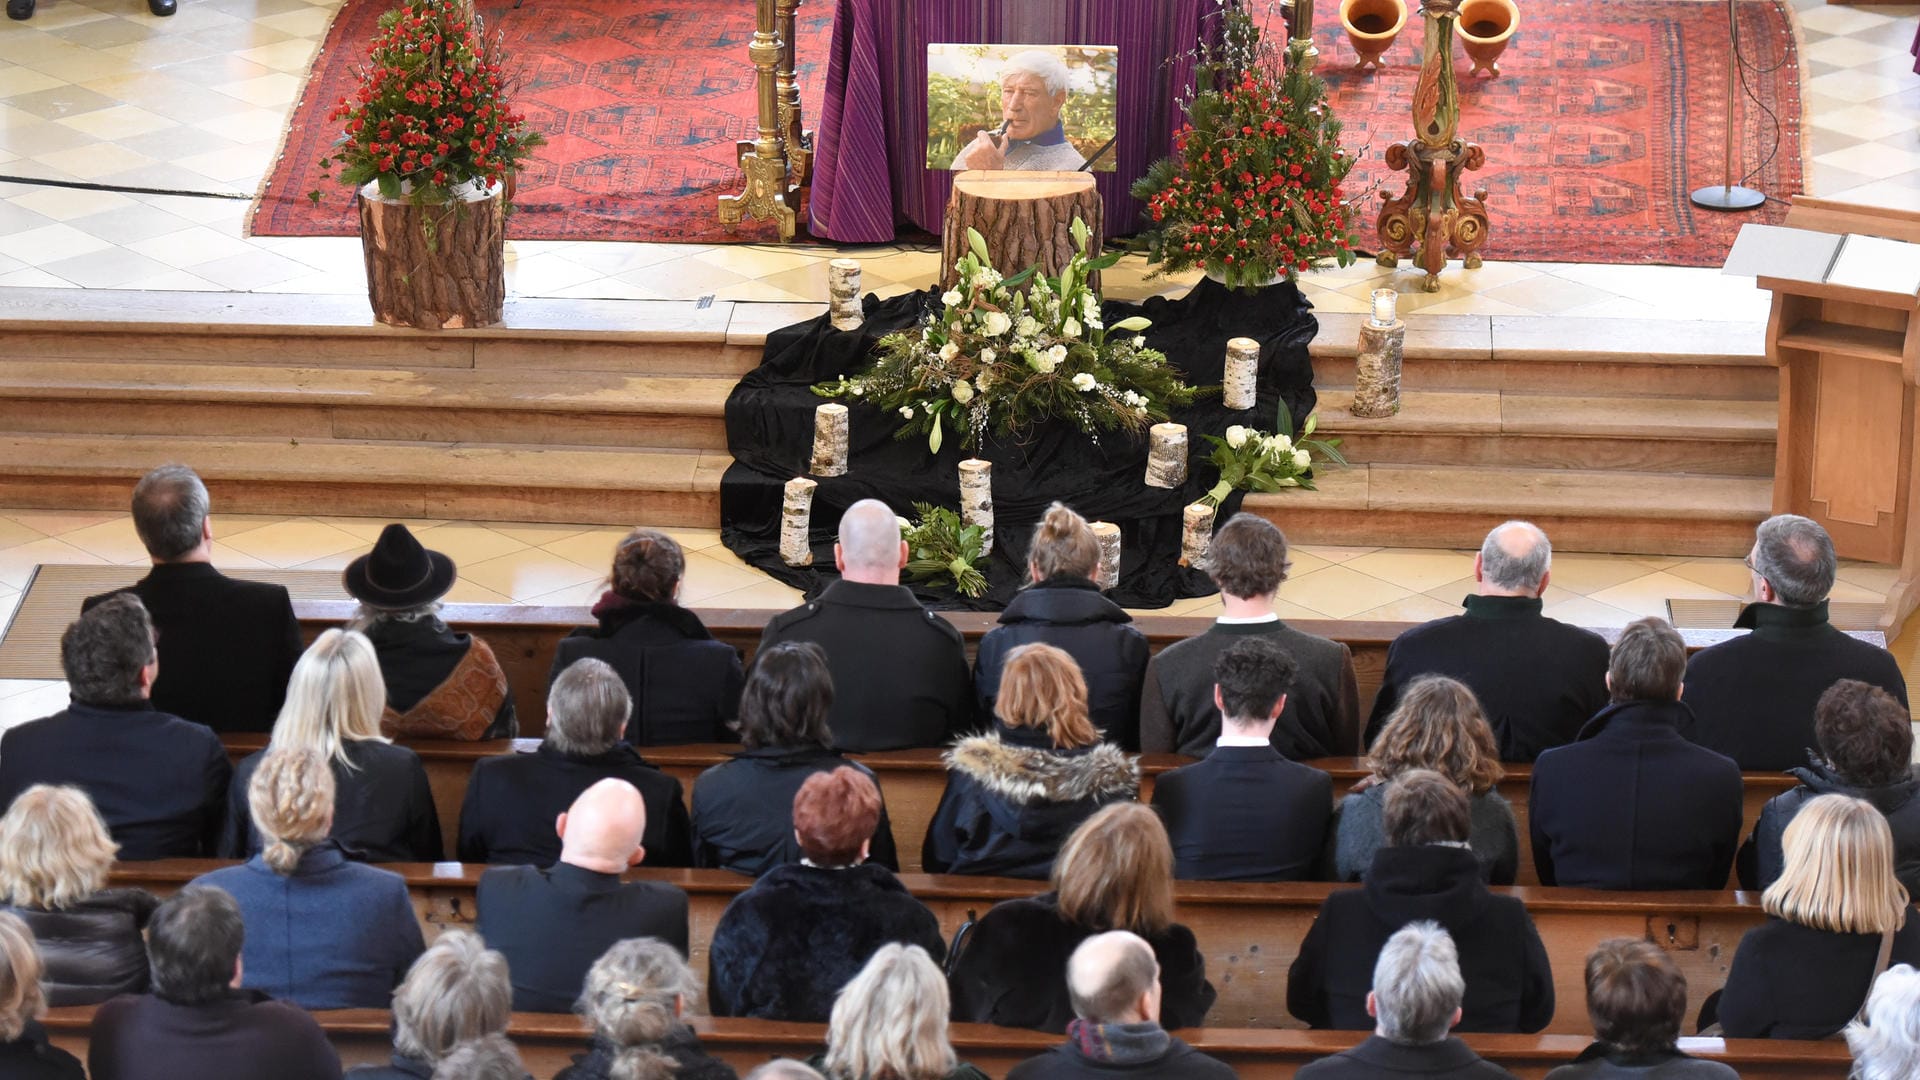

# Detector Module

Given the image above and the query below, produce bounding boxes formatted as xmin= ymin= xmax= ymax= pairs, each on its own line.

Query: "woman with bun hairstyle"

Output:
xmin=972 ymin=503 xmax=1148 ymax=748
xmin=557 ymin=938 xmax=736 ymax=1080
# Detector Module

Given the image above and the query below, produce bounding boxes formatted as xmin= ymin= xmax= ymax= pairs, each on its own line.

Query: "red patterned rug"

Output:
xmin=1319 ymin=0 xmax=1803 ymax=266
xmin=251 ymin=0 xmax=832 ymax=242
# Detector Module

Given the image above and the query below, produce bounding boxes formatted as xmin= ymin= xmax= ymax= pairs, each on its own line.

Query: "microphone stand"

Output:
xmin=1690 ymin=0 xmax=1765 ymax=211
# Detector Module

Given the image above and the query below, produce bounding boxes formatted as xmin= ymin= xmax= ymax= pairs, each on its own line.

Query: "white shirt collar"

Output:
xmin=1216 ymin=734 xmax=1270 ymax=748
xmin=1215 ymin=613 xmax=1280 ymax=625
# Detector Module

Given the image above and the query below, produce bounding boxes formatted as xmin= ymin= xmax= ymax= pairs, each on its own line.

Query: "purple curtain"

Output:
xmin=809 ymin=0 xmax=1226 ymax=241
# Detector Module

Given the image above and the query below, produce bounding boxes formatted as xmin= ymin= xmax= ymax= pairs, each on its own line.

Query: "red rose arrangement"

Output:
xmin=1132 ymin=9 xmax=1357 ymax=288
xmin=310 ymin=0 xmax=543 ymax=206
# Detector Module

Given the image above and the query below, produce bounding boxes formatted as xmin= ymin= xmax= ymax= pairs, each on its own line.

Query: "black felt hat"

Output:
xmin=343 ymin=524 xmax=456 ymax=608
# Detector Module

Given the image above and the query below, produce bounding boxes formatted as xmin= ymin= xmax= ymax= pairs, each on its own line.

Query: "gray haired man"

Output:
xmin=1365 ymin=520 xmax=1609 ymax=761
xmin=1683 ymin=513 xmax=1908 ymax=770
xmin=1007 ymin=931 xmax=1234 ymax=1080
xmin=952 ymin=49 xmax=1088 ymax=171
xmin=1297 ymin=923 xmax=1517 ymax=1080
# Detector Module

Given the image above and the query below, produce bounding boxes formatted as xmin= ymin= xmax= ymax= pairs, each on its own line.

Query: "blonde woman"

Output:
xmin=1331 ymin=675 xmax=1518 ymax=884
xmin=922 ymin=643 xmax=1137 ymax=878
xmin=1708 ymin=794 xmax=1920 ymax=1039
xmin=814 ymin=945 xmax=987 ymax=1080
xmin=973 ymin=503 xmax=1149 ymax=748
xmin=0 ymin=786 xmax=156 ymax=1006
xmin=347 ymin=930 xmax=513 ymax=1080
xmin=191 ymin=747 xmax=424 ymax=1010
xmin=949 ymin=802 xmax=1215 ymax=1033
xmin=220 ymin=628 xmax=442 ymax=863
xmin=0 ymin=910 xmax=83 ymax=1079
xmin=558 ymin=937 xmax=736 ymax=1080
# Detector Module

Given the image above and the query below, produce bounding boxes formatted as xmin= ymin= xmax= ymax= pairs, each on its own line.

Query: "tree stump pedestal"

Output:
xmin=940 ymin=170 xmax=1102 ymax=289
xmin=359 ymin=181 xmax=507 ymax=330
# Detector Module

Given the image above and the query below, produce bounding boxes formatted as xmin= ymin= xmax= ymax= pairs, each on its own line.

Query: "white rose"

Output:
xmin=1292 ymin=449 xmax=1312 ymax=470
xmin=938 ymin=342 xmax=960 ymax=361
xmin=1131 ymin=336 xmax=1146 ymax=349
xmin=899 ymin=406 xmax=914 ymax=419
xmin=1062 ymin=318 xmax=1083 ymax=339
xmin=1030 ymin=351 xmax=1057 ymax=374
xmin=982 ymin=312 xmax=1011 ymax=336
xmin=941 ymin=290 xmax=963 ymax=306
xmin=979 ymin=347 xmax=996 ymax=365
xmin=951 ymin=380 xmax=975 ymax=404
xmin=1047 ymin=344 xmax=1068 ymax=364
xmin=1016 ymin=316 xmax=1040 ymax=337
xmin=1225 ymin=425 xmax=1248 ymax=449
xmin=1072 ymin=373 xmax=1098 ymax=392
xmin=1267 ymin=434 xmax=1294 ymax=456
xmin=975 ymin=372 xmax=993 ymax=392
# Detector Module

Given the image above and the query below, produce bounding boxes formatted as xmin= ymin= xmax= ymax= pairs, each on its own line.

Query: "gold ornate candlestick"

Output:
xmin=717 ymin=0 xmax=798 ymax=241
xmin=1374 ymin=0 xmax=1490 ymax=291
xmin=775 ymin=0 xmax=812 ymax=205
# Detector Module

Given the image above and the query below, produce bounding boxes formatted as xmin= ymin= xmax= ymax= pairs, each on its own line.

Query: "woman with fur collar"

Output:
xmin=922 ymin=644 xmax=1138 ymax=879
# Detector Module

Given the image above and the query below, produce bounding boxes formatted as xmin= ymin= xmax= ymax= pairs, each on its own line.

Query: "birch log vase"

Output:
xmin=828 ymin=259 xmax=863 ymax=331
xmin=810 ymin=403 xmax=849 ymax=476
xmin=1180 ymin=502 xmax=1217 ymax=568
xmin=1144 ymin=423 xmax=1189 ymax=488
xmin=1224 ymin=337 xmax=1260 ymax=410
xmin=779 ymin=477 xmax=817 ymax=566
xmin=1351 ymin=320 xmax=1405 ymax=417
xmin=1091 ymin=522 xmax=1122 ymax=591
xmin=958 ymin=458 xmax=994 ymax=556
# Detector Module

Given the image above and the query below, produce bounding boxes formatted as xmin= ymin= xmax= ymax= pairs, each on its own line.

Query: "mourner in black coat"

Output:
xmin=691 ymin=746 xmax=898 ymax=875
xmin=476 ymin=860 xmax=690 ymax=1014
xmin=458 ymin=742 xmax=690 ymax=867
xmin=922 ymin=726 xmax=1138 ymax=879
xmin=1529 ymin=699 xmax=1743 ymax=890
xmin=1366 ymin=594 xmax=1609 ymax=762
xmin=1740 ymin=762 xmax=1920 ymax=894
xmin=707 ymin=862 xmax=943 ymax=1020
xmin=1153 ymin=743 xmax=1330 ymax=881
xmin=223 ymin=739 xmax=442 ymax=863
xmin=974 ymin=576 xmax=1150 ymax=750
xmin=88 ymin=990 xmax=342 ymax=1080
xmin=0 ymin=1022 xmax=84 ymax=1080
xmin=555 ymin=1031 xmax=737 ymax=1080
xmin=550 ymin=597 xmax=743 ymax=746
xmin=1006 ymin=1028 xmax=1236 ymax=1080
xmin=7 ymin=889 xmax=157 ymax=1006
xmin=1299 ymin=1037 xmax=1518 ymax=1080
xmin=1708 ymin=916 xmax=1920 ymax=1039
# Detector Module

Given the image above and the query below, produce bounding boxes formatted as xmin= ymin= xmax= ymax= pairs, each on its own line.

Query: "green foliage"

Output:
xmin=901 ymin=503 xmax=990 ymax=598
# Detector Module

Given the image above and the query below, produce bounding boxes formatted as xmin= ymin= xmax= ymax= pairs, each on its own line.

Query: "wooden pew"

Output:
xmin=107 ymin=862 xmax=1764 ymax=1037
xmin=37 ymin=1007 xmax=1853 ymax=1079
xmin=219 ymin=734 xmax=1800 ymax=885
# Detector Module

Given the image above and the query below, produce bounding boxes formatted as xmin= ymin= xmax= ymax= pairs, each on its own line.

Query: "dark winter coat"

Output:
xmin=1543 ymin=1045 xmax=1738 ymax=1080
xmin=5 ymin=888 xmax=157 ymax=1006
xmin=1297 ymin=1035 xmax=1519 ymax=1080
xmin=458 ymin=742 xmax=690 ymax=867
xmin=760 ymin=580 xmax=972 ymax=751
xmin=1529 ymin=700 xmax=1743 ymax=890
xmin=83 ymin=562 xmax=304 ymax=734
xmin=1150 ymin=743 xmax=1332 ymax=881
xmin=87 ymin=990 xmax=341 ymax=1080
xmin=1708 ymin=915 xmax=1920 ymax=1039
xmin=362 ymin=616 xmax=515 ymax=739
xmin=1682 ymin=601 xmax=1909 ymax=771
xmin=921 ymin=727 xmax=1138 ymax=879
xmin=0 ymin=701 xmax=230 ymax=860
xmin=1004 ymin=1029 xmax=1236 ymax=1080
xmin=707 ymin=862 xmax=944 ymax=1020
xmin=974 ymin=577 xmax=1150 ymax=749
xmin=554 ymin=1031 xmax=737 ymax=1080
xmin=222 ymin=738 xmax=442 ymax=863
xmin=1331 ymin=784 xmax=1521 ymax=885
xmin=0 ymin=1022 xmax=84 ymax=1080
xmin=1287 ymin=844 xmax=1555 ymax=1034
xmin=948 ymin=892 xmax=1216 ymax=1033
xmin=690 ymin=745 xmax=898 ymax=876
xmin=345 ymin=1056 xmax=434 ymax=1080
xmin=1139 ymin=620 xmax=1360 ymax=757
xmin=1365 ymin=594 xmax=1610 ymax=762
xmin=1739 ymin=762 xmax=1920 ymax=893
xmin=550 ymin=599 xmax=744 ymax=746
xmin=475 ymin=861 xmax=689 ymax=1014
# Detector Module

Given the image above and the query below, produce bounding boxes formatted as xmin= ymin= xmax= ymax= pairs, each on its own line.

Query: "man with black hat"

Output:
xmin=344 ymin=524 xmax=515 ymax=740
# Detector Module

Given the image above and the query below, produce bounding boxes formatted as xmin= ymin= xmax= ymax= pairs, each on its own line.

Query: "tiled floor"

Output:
xmin=0 ymin=507 xmax=1904 ymax=730
xmin=0 ymin=0 xmax=1915 ymax=316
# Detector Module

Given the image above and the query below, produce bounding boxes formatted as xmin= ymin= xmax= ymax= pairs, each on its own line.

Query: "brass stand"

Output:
xmin=718 ymin=0 xmax=802 ymax=241
xmin=1374 ymin=0 xmax=1490 ymax=291
xmin=1285 ymin=0 xmax=1321 ymax=71
xmin=776 ymin=0 xmax=813 ymax=203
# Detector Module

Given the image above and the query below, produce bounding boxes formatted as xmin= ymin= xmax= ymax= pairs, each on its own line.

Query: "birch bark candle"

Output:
xmin=1180 ymin=502 xmax=1216 ymax=568
xmin=828 ymin=259 xmax=863 ymax=331
xmin=1351 ymin=318 xmax=1405 ymax=418
xmin=810 ymin=403 xmax=849 ymax=476
xmin=1224 ymin=337 xmax=1260 ymax=410
xmin=1144 ymin=423 xmax=1189 ymax=488
xmin=779 ymin=477 xmax=817 ymax=566
xmin=958 ymin=458 xmax=994 ymax=556
xmin=1091 ymin=521 xmax=1122 ymax=591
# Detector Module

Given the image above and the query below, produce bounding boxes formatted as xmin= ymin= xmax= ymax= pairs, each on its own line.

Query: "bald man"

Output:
xmin=1363 ymin=521 xmax=1609 ymax=761
xmin=758 ymin=498 xmax=971 ymax=751
xmin=474 ymin=778 xmax=689 ymax=1011
xmin=1007 ymin=931 xmax=1234 ymax=1080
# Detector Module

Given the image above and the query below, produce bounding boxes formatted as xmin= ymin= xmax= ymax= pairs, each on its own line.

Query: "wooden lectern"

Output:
xmin=1758 ymin=196 xmax=1920 ymax=632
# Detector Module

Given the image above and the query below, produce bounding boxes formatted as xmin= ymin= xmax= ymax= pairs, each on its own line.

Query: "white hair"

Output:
xmin=838 ymin=499 xmax=902 ymax=574
xmin=824 ymin=945 xmax=956 ymax=1080
xmin=1848 ymin=964 xmax=1920 ymax=1080
xmin=1002 ymin=49 xmax=1071 ymax=95
xmin=1479 ymin=521 xmax=1550 ymax=593
xmin=1373 ymin=922 xmax=1464 ymax=1045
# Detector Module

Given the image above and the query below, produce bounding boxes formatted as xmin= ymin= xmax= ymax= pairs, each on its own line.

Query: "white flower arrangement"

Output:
xmin=1200 ymin=403 xmax=1345 ymax=502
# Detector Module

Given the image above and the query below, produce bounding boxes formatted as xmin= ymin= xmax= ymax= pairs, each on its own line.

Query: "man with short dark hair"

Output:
xmin=1006 ymin=931 xmax=1234 ymax=1080
xmin=457 ymin=659 xmax=689 ymax=866
xmin=0 ymin=595 xmax=229 ymax=859
xmin=1140 ymin=514 xmax=1358 ymax=757
xmin=1365 ymin=522 xmax=1609 ymax=761
xmin=1530 ymin=617 xmax=1743 ymax=889
xmin=475 ymin=778 xmax=690 ymax=1012
xmin=1297 ymin=923 xmax=1518 ymax=1080
xmin=1150 ymin=637 xmax=1331 ymax=881
xmin=81 ymin=465 xmax=304 ymax=733
xmin=759 ymin=499 xmax=971 ymax=751
xmin=1684 ymin=514 xmax=1908 ymax=770
xmin=88 ymin=886 xmax=340 ymax=1080
xmin=1739 ymin=678 xmax=1920 ymax=893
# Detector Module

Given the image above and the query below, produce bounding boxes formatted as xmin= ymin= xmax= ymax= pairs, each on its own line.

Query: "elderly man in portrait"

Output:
xmin=951 ymin=50 xmax=1088 ymax=171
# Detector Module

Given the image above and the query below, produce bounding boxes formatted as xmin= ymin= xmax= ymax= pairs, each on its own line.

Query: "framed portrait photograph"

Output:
xmin=925 ymin=43 xmax=1119 ymax=173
